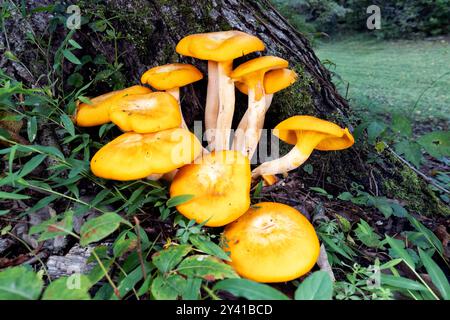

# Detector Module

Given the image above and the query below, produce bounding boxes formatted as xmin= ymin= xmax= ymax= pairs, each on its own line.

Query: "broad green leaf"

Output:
xmin=418 ymin=248 xmax=450 ymax=300
xmin=189 ymin=234 xmax=231 ymax=261
xmin=68 ymin=39 xmax=82 ymax=49
xmin=391 ymin=113 xmax=412 ymax=137
xmin=214 ymin=279 xmax=289 ymax=300
xmin=80 ymin=212 xmax=128 ymax=246
xmin=407 ymin=216 xmax=444 ymax=256
xmin=152 ymin=244 xmax=192 ymax=273
xmin=77 ymin=95 xmax=93 ymax=105
xmin=394 ymin=140 xmax=422 ymax=168
xmin=182 ymin=277 xmax=202 ymax=300
xmin=0 ymin=266 xmax=43 ymax=300
xmin=320 ymin=234 xmax=352 ymax=260
xmin=0 ymin=191 xmax=30 ymax=200
xmin=386 ymin=236 xmax=416 ymax=269
xmin=177 ymin=255 xmax=238 ymax=281
xmin=354 ymin=219 xmax=381 ymax=248
xmin=151 ymin=274 xmax=186 ymax=300
xmin=166 ymin=194 xmax=194 ymax=208
xmin=29 ymin=211 xmax=74 ymax=241
xmin=380 ymin=274 xmax=427 ymax=291
xmin=62 ymin=49 xmax=81 ymax=64
xmin=367 ymin=121 xmax=386 ymax=143
xmin=115 ymin=264 xmax=152 ymax=299
xmin=60 ymin=114 xmax=75 ymax=136
xmin=295 ymin=271 xmax=333 ymax=300
xmin=417 ymin=131 xmax=450 ymax=158
xmin=42 ymin=276 xmax=91 ymax=300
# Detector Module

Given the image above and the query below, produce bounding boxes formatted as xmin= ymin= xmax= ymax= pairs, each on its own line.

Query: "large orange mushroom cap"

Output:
xmin=108 ymin=92 xmax=181 ymax=133
xmin=223 ymin=202 xmax=320 ymax=283
xmin=74 ymin=85 xmax=151 ymax=127
xmin=176 ymin=30 xmax=265 ymax=62
xmin=140 ymin=63 xmax=203 ymax=90
xmin=90 ymin=128 xmax=202 ymax=181
xmin=274 ymin=115 xmax=355 ymax=151
xmin=170 ymin=151 xmax=251 ymax=227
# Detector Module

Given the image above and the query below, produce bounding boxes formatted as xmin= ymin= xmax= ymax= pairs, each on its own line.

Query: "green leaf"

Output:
xmin=0 ymin=191 xmax=30 ymax=200
xmin=151 ymin=274 xmax=186 ymax=300
xmin=60 ymin=114 xmax=75 ymax=136
xmin=80 ymin=212 xmax=128 ymax=246
xmin=19 ymin=154 xmax=46 ymax=178
xmin=394 ymin=140 xmax=422 ymax=168
xmin=77 ymin=95 xmax=93 ymax=105
xmin=27 ymin=116 xmax=37 ymax=142
xmin=189 ymin=234 xmax=231 ymax=261
xmin=417 ymin=131 xmax=450 ymax=158
xmin=367 ymin=121 xmax=386 ymax=143
xmin=418 ymin=248 xmax=450 ymax=300
xmin=386 ymin=236 xmax=416 ymax=269
xmin=152 ymin=244 xmax=192 ymax=273
xmin=67 ymin=73 xmax=84 ymax=88
xmin=42 ymin=275 xmax=91 ymax=300
xmin=62 ymin=49 xmax=81 ymax=65
xmin=303 ymin=163 xmax=313 ymax=175
xmin=182 ymin=277 xmax=202 ymax=300
xmin=166 ymin=194 xmax=194 ymax=208
xmin=354 ymin=219 xmax=381 ymax=248
xmin=320 ymin=234 xmax=352 ymax=260
xmin=407 ymin=216 xmax=444 ymax=256
xmin=380 ymin=274 xmax=427 ymax=291
xmin=295 ymin=271 xmax=333 ymax=300
xmin=68 ymin=39 xmax=82 ymax=49
xmin=116 ymin=264 xmax=151 ymax=299
xmin=214 ymin=279 xmax=289 ymax=300
xmin=177 ymin=255 xmax=239 ymax=281
xmin=391 ymin=113 xmax=412 ymax=137
xmin=29 ymin=211 xmax=74 ymax=241
xmin=0 ymin=266 xmax=43 ymax=300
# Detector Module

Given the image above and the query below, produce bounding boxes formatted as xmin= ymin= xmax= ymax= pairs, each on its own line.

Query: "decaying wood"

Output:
xmin=46 ymin=244 xmax=96 ymax=279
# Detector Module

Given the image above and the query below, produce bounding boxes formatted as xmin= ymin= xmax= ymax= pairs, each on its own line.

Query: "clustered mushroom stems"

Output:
xmin=204 ymin=61 xmax=219 ymax=150
xmin=165 ymin=87 xmax=188 ymax=130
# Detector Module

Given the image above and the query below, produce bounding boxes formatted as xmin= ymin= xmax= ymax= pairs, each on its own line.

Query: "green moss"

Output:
xmin=383 ymin=166 xmax=450 ymax=216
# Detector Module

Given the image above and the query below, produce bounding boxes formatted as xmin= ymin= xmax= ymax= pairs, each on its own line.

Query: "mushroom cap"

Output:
xmin=140 ymin=63 xmax=203 ymax=90
xmin=231 ymin=56 xmax=288 ymax=81
xmin=236 ymin=68 xmax=297 ymax=95
xmin=109 ymin=92 xmax=181 ymax=133
xmin=223 ymin=202 xmax=320 ymax=283
xmin=91 ymin=128 xmax=202 ymax=181
xmin=170 ymin=150 xmax=251 ymax=227
xmin=75 ymin=85 xmax=151 ymax=127
xmin=176 ymin=30 xmax=265 ymax=62
xmin=274 ymin=115 xmax=355 ymax=151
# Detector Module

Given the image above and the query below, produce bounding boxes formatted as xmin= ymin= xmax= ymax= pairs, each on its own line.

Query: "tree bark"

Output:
xmin=1 ymin=0 xmax=448 ymax=216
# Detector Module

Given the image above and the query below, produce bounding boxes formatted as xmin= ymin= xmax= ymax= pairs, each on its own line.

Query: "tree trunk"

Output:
xmin=1 ymin=0 xmax=447 ymax=216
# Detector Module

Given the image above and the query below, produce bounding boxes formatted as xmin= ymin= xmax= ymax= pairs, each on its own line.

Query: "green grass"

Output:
xmin=315 ymin=36 xmax=450 ymax=121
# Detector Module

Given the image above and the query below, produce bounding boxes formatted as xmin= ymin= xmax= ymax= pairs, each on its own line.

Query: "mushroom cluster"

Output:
xmin=75 ymin=30 xmax=354 ymax=283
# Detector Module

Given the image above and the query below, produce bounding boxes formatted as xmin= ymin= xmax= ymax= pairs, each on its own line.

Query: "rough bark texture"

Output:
xmin=1 ymin=0 xmax=448 ymax=215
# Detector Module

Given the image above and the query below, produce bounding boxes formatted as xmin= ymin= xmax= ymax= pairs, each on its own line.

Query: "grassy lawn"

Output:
xmin=315 ymin=36 xmax=450 ymax=121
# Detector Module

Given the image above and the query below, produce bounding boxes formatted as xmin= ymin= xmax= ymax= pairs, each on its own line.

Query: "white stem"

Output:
xmin=147 ymin=174 xmax=163 ymax=181
xmin=205 ymin=61 xmax=219 ymax=150
xmin=166 ymin=88 xmax=187 ymax=130
xmin=232 ymin=93 xmax=273 ymax=150
xmin=252 ymin=146 xmax=309 ymax=178
xmin=240 ymin=88 xmax=266 ymax=159
xmin=215 ymin=61 xmax=235 ymax=151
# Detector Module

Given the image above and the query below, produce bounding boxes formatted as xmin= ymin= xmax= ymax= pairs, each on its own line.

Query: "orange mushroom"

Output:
xmin=222 ymin=202 xmax=320 ymax=283
xmin=140 ymin=63 xmax=203 ymax=129
xmin=108 ymin=92 xmax=181 ymax=133
xmin=74 ymin=85 xmax=151 ymax=127
xmin=252 ymin=116 xmax=354 ymax=179
xmin=170 ymin=150 xmax=251 ymax=227
xmin=176 ymin=31 xmax=265 ymax=151
xmin=90 ymin=128 xmax=202 ymax=181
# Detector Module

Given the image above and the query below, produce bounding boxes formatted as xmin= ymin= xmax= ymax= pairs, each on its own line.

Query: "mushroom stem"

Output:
xmin=205 ymin=61 xmax=219 ymax=150
xmin=232 ymin=93 xmax=273 ymax=151
xmin=252 ymin=131 xmax=328 ymax=178
xmin=166 ymin=87 xmax=188 ymax=130
xmin=240 ymin=87 xmax=267 ymax=159
xmin=214 ymin=61 xmax=235 ymax=151
xmin=147 ymin=174 xmax=163 ymax=181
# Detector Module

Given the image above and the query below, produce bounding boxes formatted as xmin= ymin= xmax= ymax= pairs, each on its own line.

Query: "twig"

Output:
xmin=387 ymin=146 xmax=449 ymax=194
xmin=133 ymin=216 xmax=147 ymax=281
